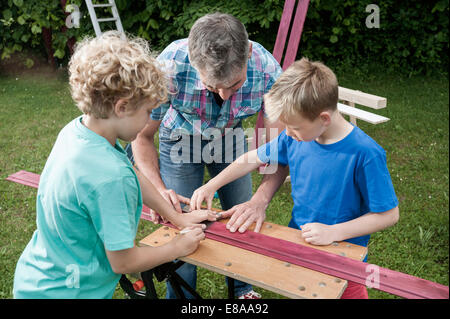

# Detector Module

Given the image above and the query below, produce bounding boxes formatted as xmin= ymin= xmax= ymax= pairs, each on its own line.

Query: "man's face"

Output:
xmin=198 ymin=64 xmax=248 ymax=101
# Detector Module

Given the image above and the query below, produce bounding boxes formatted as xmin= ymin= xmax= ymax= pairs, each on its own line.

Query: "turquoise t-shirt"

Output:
xmin=13 ymin=116 xmax=142 ymax=299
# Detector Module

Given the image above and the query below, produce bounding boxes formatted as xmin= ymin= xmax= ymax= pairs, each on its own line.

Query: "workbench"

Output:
xmin=139 ymin=219 xmax=367 ymax=299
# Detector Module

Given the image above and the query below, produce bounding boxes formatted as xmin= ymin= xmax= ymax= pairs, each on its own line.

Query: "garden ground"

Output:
xmin=0 ymin=62 xmax=448 ymax=299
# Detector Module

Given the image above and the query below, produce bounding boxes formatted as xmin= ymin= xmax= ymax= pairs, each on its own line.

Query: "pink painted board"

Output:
xmin=6 ymin=170 xmax=40 ymax=188
xmin=282 ymin=0 xmax=310 ymax=70
xmin=204 ymin=221 xmax=449 ymax=299
xmin=272 ymin=0 xmax=296 ymax=64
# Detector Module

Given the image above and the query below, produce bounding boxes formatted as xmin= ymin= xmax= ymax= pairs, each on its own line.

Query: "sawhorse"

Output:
xmin=119 ymin=260 xmax=235 ymax=299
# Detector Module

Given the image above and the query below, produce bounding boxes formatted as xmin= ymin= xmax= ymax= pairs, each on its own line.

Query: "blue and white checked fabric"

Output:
xmin=151 ymin=38 xmax=282 ymax=138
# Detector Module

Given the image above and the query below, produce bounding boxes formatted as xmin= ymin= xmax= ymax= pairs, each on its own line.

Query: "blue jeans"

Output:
xmin=127 ymin=125 xmax=254 ymax=298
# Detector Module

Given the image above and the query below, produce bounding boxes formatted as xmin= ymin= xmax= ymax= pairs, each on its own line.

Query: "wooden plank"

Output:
xmin=272 ymin=0 xmax=296 ymax=64
xmin=6 ymin=170 xmax=40 ymax=188
xmin=337 ymin=102 xmax=389 ymax=124
xmin=343 ymin=101 xmax=358 ymax=126
xmin=140 ymin=220 xmax=367 ymax=299
xmin=339 ymin=86 xmax=387 ymax=109
xmin=201 ymin=221 xmax=449 ymax=299
xmin=282 ymin=0 xmax=310 ymax=70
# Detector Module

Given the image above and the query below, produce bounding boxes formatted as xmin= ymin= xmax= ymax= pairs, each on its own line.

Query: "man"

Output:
xmin=130 ymin=12 xmax=283 ymax=299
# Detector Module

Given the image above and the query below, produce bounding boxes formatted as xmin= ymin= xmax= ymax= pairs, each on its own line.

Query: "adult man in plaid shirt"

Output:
xmin=130 ymin=12 xmax=283 ymax=299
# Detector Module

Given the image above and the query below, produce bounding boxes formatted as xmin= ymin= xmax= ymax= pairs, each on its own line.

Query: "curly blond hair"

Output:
xmin=69 ymin=31 xmax=168 ymax=118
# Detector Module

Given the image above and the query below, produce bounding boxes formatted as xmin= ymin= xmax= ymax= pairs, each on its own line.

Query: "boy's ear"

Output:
xmin=319 ymin=111 xmax=332 ymax=126
xmin=113 ymin=98 xmax=129 ymax=118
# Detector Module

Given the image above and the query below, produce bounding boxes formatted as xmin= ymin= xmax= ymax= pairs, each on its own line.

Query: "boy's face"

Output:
xmin=281 ymin=111 xmax=328 ymax=142
xmin=116 ymin=99 xmax=156 ymax=142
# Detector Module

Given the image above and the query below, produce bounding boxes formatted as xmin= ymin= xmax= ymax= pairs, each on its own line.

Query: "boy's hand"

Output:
xmin=190 ymin=183 xmax=217 ymax=211
xmin=173 ymin=226 xmax=205 ymax=257
xmin=223 ymin=199 xmax=267 ymax=233
xmin=301 ymin=223 xmax=337 ymax=246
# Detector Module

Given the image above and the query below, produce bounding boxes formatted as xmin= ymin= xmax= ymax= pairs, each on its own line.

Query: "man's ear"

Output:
xmin=113 ymin=99 xmax=129 ymax=118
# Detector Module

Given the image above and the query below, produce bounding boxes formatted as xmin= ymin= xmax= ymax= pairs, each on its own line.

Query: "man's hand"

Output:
xmin=147 ymin=188 xmax=190 ymax=224
xmin=222 ymin=200 xmax=268 ymax=233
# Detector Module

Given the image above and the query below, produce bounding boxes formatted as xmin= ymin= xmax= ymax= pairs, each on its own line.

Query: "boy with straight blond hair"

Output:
xmin=13 ymin=31 xmax=216 ymax=299
xmin=190 ymin=57 xmax=400 ymax=299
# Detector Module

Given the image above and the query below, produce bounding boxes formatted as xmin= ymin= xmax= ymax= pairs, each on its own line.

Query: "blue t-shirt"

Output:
xmin=13 ymin=116 xmax=142 ymax=299
xmin=257 ymin=127 xmax=398 ymax=248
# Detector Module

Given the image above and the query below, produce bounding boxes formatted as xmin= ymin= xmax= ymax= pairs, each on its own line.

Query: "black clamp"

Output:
xmin=119 ymin=260 xmax=202 ymax=299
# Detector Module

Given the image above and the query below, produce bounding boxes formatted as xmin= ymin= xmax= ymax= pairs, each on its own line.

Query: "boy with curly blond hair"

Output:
xmin=13 ymin=31 xmax=215 ymax=299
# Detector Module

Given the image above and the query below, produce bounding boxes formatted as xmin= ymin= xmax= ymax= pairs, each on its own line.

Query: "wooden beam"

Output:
xmin=339 ymin=86 xmax=387 ymax=109
xmin=337 ymin=102 xmax=389 ymax=125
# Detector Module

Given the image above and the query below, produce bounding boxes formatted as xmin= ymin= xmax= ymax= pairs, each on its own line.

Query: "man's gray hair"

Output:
xmin=188 ymin=12 xmax=249 ymax=86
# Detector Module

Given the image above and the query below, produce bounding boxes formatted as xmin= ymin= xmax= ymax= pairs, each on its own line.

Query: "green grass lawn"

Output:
xmin=0 ymin=67 xmax=448 ymax=299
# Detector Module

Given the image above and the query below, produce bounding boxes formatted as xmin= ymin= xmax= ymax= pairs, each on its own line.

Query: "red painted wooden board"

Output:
xmin=272 ymin=0 xmax=296 ymax=65
xmin=272 ymin=0 xmax=310 ymax=70
xmin=5 ymin=170 xmax=40 ymax=188
xmin=282 ymin=0 xmax=309 ymax=70
xmin=6 ymin=170 xmax=450 ymax=299
xmin=202 ymin=222 xmax=449 ymax=299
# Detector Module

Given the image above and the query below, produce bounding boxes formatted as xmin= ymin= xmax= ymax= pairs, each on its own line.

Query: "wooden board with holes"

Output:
xmin=140 ymin=219 xmax=367 ymax=299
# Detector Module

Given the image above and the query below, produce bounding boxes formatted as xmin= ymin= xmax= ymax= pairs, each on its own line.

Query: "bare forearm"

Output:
xmin=107 ymin=242 xmax=180 ymax=274
xmin=134 ymin=168 xmax=180 ymax=224
xmin=209 ymin=149 xmax=262 ymax=190
xmin=131 ymin=136 xmax=166 ymax=190
xmin=332 ymin=206 xmax=400 ymax=242
xmin=251 ymin=165 xmax=289 ymax=206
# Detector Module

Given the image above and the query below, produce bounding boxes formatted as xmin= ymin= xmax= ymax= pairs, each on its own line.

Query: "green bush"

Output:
xmin=1 ymin=0 xmax=448 ymax=75
xmin=298 ymin=0 xmax=449 ymax=76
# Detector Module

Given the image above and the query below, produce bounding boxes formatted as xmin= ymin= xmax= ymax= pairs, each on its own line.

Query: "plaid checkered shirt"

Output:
xmin=151 ymin=38 xmax=282 ymax=138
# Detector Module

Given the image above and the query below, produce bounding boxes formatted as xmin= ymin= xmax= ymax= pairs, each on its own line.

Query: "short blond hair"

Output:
xmin=69 ymin=31 xmax=167 ymax=118
xmin=264 ymin=58 xmax=338 ymax=123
